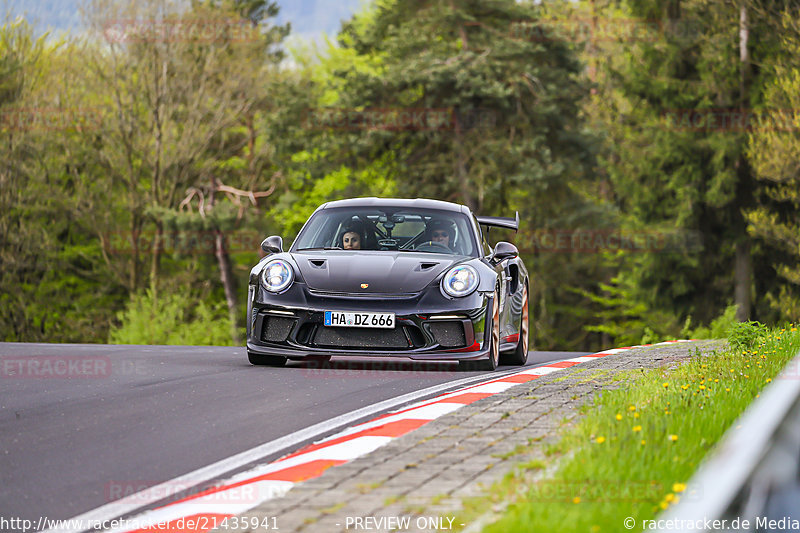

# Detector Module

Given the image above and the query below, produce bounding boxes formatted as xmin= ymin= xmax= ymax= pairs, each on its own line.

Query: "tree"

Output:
xmin=746 ymin=4 xmax=800 ymax=321
xmin=82 ymin=0 xmax=289 ymax=342
xmin=581 ymin=0 xmax=790 ymax=338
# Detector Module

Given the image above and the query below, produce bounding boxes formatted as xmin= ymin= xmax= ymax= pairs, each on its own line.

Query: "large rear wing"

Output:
xmin=476 ymin=212 xmax=519 ymax=232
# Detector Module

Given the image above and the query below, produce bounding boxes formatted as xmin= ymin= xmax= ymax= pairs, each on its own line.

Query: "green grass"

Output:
xmin=480 ymin=326 xmax=800 ymax=533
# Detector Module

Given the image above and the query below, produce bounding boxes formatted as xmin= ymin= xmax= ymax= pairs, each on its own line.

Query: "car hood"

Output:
xmin=291 ymin=251 xmax=466 ymax=293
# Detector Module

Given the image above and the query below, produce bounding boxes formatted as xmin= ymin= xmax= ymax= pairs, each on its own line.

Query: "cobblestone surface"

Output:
xmin=230 ymin=341 xmax=724 ymax=532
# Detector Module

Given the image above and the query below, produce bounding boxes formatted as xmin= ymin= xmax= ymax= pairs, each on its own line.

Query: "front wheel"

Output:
xmin=247 ymin=351 xmax=287 ymax=367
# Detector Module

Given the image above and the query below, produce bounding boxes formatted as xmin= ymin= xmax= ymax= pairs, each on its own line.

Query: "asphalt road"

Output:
xmin=0 ymin=343 xmax=589 ymax=525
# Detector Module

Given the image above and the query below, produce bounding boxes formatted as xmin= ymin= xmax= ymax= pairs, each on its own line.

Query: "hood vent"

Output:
xmin=417 ymin=262 xmax=439 ymax=271
xmin=308 ymin=259 xmax=327 ymax=269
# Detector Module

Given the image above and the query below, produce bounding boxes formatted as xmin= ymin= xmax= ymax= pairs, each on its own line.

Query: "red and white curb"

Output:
xmin=93 ymin=341 xmax=693 ymax=533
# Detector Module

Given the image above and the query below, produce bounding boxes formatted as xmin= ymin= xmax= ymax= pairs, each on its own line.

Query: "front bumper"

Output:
xmin=246 ymin=283 xmax=493 ymax=362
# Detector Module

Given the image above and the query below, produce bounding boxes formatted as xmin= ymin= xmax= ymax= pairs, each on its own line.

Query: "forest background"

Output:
xmin=2 ymin=0 xmax=799 ymax=350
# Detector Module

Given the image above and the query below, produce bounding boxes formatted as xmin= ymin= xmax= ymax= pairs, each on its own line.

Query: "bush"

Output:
xmin=727 ymin=319 xmax=769 ymax=352
xmin=681 ymin=304 xmax=739 ymax=340
xmin=109 ymin=287 xmax=234 ymax=346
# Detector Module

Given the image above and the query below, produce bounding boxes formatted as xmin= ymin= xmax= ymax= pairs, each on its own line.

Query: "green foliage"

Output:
xmin=745 ymin=6 xmax=800 ymax=323
xmin=681 ymin=305 xmax=739 ymax=340
xmin=579 ymin=273 xmax=682 ymax=348
xmin=583 ymin=0 xmax=781 ymax=328
xmin=109 ymin=288 xmax=235 ymax=346
xmin=727 ymin=320 xmax=769 ymax=352
xmin=4 ymin=0 xmax=800 ymax=348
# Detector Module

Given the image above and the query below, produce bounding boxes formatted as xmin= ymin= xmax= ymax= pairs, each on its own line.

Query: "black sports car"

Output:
xmin=246 ymin=198 xmax=529 ymax=371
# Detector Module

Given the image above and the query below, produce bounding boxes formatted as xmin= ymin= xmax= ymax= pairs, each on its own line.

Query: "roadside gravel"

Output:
xmin=235 ymin=340 xmax=724 ymax=532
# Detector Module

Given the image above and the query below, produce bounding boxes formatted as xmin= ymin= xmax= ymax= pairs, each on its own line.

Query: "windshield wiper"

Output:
xmin=296 ymin=246 xmax=343 ymax=251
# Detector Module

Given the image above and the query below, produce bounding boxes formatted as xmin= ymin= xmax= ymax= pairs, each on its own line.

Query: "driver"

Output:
xmin=338 ymin=222 xmax=365 ymax=250
xmin=425 ymin=219 xmax=455 ymax=250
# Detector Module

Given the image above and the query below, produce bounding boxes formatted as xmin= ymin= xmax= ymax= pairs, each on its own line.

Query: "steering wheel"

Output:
xmin=415 ymin=241 xmax=452 ymax=253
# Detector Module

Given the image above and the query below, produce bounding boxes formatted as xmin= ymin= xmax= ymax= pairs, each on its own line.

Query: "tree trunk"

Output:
xmin=208 ymin=177 xmax=240 ymax=345
xmin=150 ymin=222 xmax=162 ymax=296
xmin=215 ymin=229 xmax=240 ymax=345
xmin=735 ymin=240 xmax=752 ymax=321
xmin=735 ymin=3 xmax=752 ymax=322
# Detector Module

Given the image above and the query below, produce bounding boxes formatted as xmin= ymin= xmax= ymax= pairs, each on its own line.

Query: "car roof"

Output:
xmin=320 ymin=197 xmax=469 ymax=214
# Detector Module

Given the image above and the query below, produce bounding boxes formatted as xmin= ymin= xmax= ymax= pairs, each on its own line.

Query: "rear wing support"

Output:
xmin=476 ymin=211 xmax=519 ymax=232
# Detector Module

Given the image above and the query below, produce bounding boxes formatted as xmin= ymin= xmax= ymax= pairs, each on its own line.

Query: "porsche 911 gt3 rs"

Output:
xmin=246 ymin=198 xmax=529 ymax=371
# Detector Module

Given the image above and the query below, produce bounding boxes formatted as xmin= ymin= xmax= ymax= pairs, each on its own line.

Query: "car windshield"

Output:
xmin=293 ymin=207 xmax=479 ymax=256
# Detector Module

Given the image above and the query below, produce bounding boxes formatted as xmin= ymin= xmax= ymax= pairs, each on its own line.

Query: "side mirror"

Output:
xmin=261 ymin=235 xmax=283 ymax=254
xmin=492 ymin=241 xmax=518 ymax=263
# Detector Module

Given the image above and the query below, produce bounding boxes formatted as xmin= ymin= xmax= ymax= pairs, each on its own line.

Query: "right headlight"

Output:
xmin=261 ymin=259 xmax=294 ymax=293
xmin=441 ymin=264 xmax=479 ymax=298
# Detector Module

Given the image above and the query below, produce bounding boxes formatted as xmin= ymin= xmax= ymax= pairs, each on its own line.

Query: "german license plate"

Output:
xmin=324 ymin=311 xmax=395 ymax=329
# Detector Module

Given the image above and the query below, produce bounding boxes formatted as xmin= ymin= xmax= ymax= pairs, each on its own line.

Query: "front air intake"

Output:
xmin=260 ymin=316 xmax=296 ymax=343
xmin=313 ymin=327 xmax=409 ymax=349
xmin=428 ymin=321 xmax=467 ymax=348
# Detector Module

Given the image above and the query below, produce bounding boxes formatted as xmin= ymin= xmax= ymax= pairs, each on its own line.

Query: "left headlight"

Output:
xmin=261 ymin=259 xmax=294 ymax=293
xmin=442 ymin=264 xmax=479 ymax=298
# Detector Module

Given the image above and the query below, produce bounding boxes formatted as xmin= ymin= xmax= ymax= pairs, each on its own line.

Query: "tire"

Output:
xmin=501 ymin=284 xmax=529 ymax=366
xmin=247 ymin=350 xmax=287 ymax=367
xmin=459 ymin=289 xmax=500 ymax=371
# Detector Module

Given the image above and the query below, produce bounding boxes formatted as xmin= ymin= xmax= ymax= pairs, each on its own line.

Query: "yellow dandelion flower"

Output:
xmin=641 ymin=439 xmax=646 ymax=445
xmin=633 ymin=425 xmax=642 ymax=432
xmin=791 ymin=327 xmax=797 ymax=332
xmin=669 ymin=434 xmax=678 ymax=442
xmin=659 ymin=501 xmax=669 ymax=510
xmin=681 ymin=384 xmax=689 ymax=390
xmin=629 ymin=405 xmax=636 ymax=412
xmin=596 ymin=436 xmax=606 ymax=444
xmin=634 ymin=412 xmax=640 ymax=418
xmin=673 ymin=483 xmax=687 ymax=493
xmin=616 ymin=413 xmax=623 ymax=421
xmin=766 ymin=378 xmax=772 ymax=383
xmin=663 ymin=382 xmax=669 ymax=388
xmin=726 ymin=388 xmax=730 ymax=392
xmin=573 ymin=496 xmax=581 ymax=504
xmin=699 ymin=385 xmax=706 ymax=390
xmin=714 ymin=379 xmax=719 ymax=383
xmin=665 ymin=493 xmax=675 ymax=502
